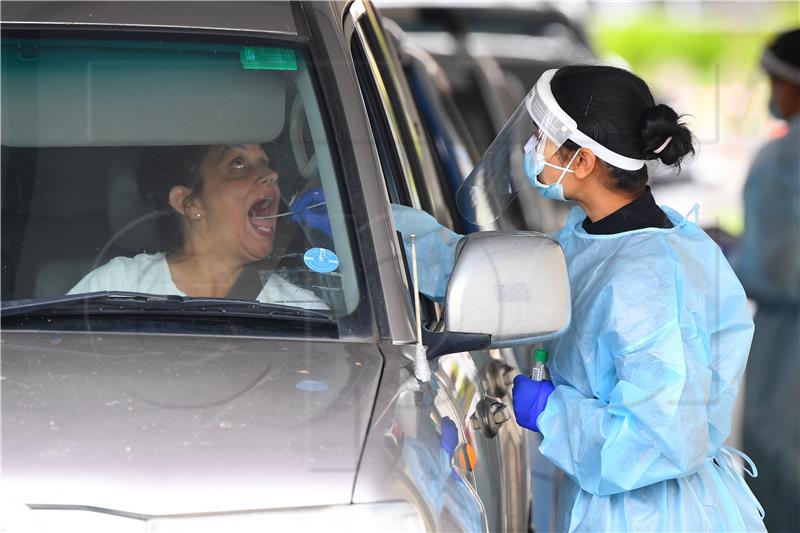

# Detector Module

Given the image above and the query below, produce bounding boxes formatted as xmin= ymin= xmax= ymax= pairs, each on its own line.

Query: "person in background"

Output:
xmin=737 ymin=28 xmax=800 ymax=533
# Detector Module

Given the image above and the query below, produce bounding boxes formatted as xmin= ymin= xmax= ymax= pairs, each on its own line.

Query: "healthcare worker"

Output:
xmin=453 ymin=65 xmax=765 ymax=532
xmin=736 ymin=28 xmax=800 ymax=533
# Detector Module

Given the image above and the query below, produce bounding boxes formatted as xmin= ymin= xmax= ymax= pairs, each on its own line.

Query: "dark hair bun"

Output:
xmin=640 ymin=104 xmax=695 ymax=167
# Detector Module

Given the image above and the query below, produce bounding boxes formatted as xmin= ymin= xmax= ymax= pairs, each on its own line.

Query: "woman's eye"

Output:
xmin=231 ymin=158 xmax=246 ymax=170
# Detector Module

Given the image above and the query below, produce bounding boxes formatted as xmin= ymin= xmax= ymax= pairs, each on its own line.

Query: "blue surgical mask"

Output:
xmin=524 ymin=145 xmax=579 ymax=202
xmin=524 ymin=150 xmax=545 ymax=179
xmin=533 ymin=174 xmax=568 ymax=201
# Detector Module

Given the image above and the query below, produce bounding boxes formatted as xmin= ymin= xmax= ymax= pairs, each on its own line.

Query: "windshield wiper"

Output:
xmin=0 ymin=291 xmax=335 ymax=323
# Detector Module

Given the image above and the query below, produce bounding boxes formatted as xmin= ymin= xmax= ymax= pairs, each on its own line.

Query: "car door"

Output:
xmin=345 ymin=2 xmax=530 ymax=531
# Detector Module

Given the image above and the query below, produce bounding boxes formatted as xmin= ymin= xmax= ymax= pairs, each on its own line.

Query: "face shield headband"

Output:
xmin=761 ymin=48 xmax=800 ymax=85
xmin=527 ymin=69 xmax=646 ymax=172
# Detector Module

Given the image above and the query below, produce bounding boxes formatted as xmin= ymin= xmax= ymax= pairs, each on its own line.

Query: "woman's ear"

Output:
xmin=571 ymin=148 xmax=597 ymax=181
xmin=168 ymin=185 xmax=200 ymax=219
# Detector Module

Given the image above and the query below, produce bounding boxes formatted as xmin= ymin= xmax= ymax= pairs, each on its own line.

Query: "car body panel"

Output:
xmin=0 ymin=1 xmax=301 ymax=37
xmin=352 ymin=344 xmax=488 ymax=532
xmin=1 ymin=331 xmax=382 ymax=515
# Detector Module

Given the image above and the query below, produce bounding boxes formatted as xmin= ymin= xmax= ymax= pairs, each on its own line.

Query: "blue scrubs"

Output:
xmin=736 ymin=115 xmax=800 ymax=533
xmin=538 ymin=206 xmax=765 ymax=532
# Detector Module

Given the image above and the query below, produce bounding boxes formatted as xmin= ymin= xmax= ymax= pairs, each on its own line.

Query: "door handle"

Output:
xmin=470 ymin=396 xmax=511 ymax=439
xmin=484 ymin=360 xmax=517 ymax=398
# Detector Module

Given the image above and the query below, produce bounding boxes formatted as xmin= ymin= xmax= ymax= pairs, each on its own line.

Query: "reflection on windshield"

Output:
xmin=1 ymin=37 xmax=355 ymax=321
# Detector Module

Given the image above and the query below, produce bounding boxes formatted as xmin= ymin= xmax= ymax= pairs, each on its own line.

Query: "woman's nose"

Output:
xmin=255 ymin=166 xmax=278 ymax=186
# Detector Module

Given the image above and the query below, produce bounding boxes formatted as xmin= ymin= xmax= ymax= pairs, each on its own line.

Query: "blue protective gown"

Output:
xmin=735 ymin=115 xmax=800 ymax=532
xmin=390 ymin=201 xmax=766 ymax=530
xmin=538 ymin=205 xmax=765 ymax=532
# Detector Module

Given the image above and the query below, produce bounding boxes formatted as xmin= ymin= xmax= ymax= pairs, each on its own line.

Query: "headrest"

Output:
xmin=106 ymin=151 xmax=164 ymax=255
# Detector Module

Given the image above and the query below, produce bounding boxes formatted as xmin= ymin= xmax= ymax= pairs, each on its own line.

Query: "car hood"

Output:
xmin=1 ymin=331 xmax=382 ymax=515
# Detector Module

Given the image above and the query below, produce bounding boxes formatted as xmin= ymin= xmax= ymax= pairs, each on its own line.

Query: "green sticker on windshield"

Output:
xmin=240 ymin=46 xmax=297 ymax=71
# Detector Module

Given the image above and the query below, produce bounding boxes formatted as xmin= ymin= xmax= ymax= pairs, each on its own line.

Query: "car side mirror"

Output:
xmin=423 ymin=231 xmax=570 ymax=359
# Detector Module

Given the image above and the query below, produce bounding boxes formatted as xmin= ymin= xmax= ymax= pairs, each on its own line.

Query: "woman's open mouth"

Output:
xmin=248 ymin=197 xmax=276 ymax=236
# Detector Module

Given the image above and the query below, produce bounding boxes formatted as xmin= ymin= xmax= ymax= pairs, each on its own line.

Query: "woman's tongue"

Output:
xmin=248 ymin=199 xmax=274 ymax=234
xmin=249 ymin=198 xmax=272 ymax=218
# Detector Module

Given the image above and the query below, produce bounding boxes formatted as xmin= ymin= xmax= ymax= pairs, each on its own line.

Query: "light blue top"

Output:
xmin=538 ymin=205 xmax=764 ymax=531
xmin=735 ymin=116 xmax=800 ymax=305
xmin=735 ymin=116 xmax=800 ymax=532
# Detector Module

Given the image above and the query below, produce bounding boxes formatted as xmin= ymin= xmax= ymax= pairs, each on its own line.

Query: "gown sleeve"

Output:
xmin=390 ymin=204 xmax=463 ymax=302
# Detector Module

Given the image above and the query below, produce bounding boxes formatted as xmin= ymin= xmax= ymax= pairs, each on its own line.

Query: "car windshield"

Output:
xmin=1 ymin=36 xmax=360 ymax=324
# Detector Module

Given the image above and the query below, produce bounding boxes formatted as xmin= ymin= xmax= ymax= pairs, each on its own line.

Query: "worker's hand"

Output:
xmin=512 ymin=375 xmax=555 ymax=432
xmin=290 ymin=187 xmax=331 ymax=237
xmin=440 ymin=416 xmax=458 ymax=458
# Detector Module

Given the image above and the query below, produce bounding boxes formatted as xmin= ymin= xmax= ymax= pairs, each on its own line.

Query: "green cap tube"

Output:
xmin=534 ymin=348 xmax=548 ymax=364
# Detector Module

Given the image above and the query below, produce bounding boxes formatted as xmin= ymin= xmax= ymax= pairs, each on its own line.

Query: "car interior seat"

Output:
xmin=31 ymin=147 xmax=171 ymax=298
xmin=13 ymin=147 xmax=112 ymax=298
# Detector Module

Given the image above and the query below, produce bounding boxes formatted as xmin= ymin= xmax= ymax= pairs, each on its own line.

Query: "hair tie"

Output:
xmin=653 ymin=136 xmax=673 ymax=154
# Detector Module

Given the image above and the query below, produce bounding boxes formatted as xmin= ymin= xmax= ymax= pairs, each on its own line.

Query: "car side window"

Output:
xmin=349 ymin=9 xmax=450 ymax=322
xmin=348 ymin=3 xmax=456 ymax=229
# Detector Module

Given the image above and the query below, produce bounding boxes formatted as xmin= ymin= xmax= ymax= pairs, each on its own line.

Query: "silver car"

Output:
xmin=0 ymin=2 xmax=570 ymax=531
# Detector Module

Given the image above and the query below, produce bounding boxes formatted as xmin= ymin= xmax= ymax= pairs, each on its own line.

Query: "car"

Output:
xmin=0 ymin=1 xmax=571 ymax=531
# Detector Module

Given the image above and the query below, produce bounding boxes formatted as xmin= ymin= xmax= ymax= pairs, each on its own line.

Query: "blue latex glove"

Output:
xmin=512 ymin=375 xmax=555 ymax=432
xmin=440 ymin=416 xmax=458 ymax=458
xmin=290 ymin=187 xmax=331 ymax=237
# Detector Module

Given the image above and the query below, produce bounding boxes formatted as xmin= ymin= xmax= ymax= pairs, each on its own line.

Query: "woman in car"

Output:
xmin=69 ymin=143 xmax=327 ymax=309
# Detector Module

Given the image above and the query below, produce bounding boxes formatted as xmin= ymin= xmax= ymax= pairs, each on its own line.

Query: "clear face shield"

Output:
xmin=456 ymin=70 xmax=573 ymax=226
xmin=456 ymin=69 xmax=645 ymax=226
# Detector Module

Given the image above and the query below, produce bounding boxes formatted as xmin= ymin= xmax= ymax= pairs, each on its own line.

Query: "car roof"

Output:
xmin=1 ymin=1 xmax=304 ymax=38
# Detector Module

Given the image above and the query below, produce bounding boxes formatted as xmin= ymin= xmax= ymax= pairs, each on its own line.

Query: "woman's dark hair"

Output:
xmin=550 ymin=65 xmax=694 ymax=193
xmin=766 ymin=28 xmax=800 ymax=71
xmin=137 ymin=145 xmax=210 ymax=252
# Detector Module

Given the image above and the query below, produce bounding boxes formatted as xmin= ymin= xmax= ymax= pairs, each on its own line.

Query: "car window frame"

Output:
xmin=349 ymin=1 xmax=456 ymax=228
xmin=348 ymin=2 xmax=448 ymax=326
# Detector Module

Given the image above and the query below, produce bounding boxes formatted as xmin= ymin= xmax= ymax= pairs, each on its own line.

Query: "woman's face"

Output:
xmin=191 ymin=144 xmax=281 ymax=262
xmin=769 ymin=75 xmax=800 ymax=120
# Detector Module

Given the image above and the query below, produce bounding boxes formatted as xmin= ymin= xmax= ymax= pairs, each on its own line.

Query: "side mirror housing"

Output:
xmin=425 ymin=231 xmax=570 ymax=358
